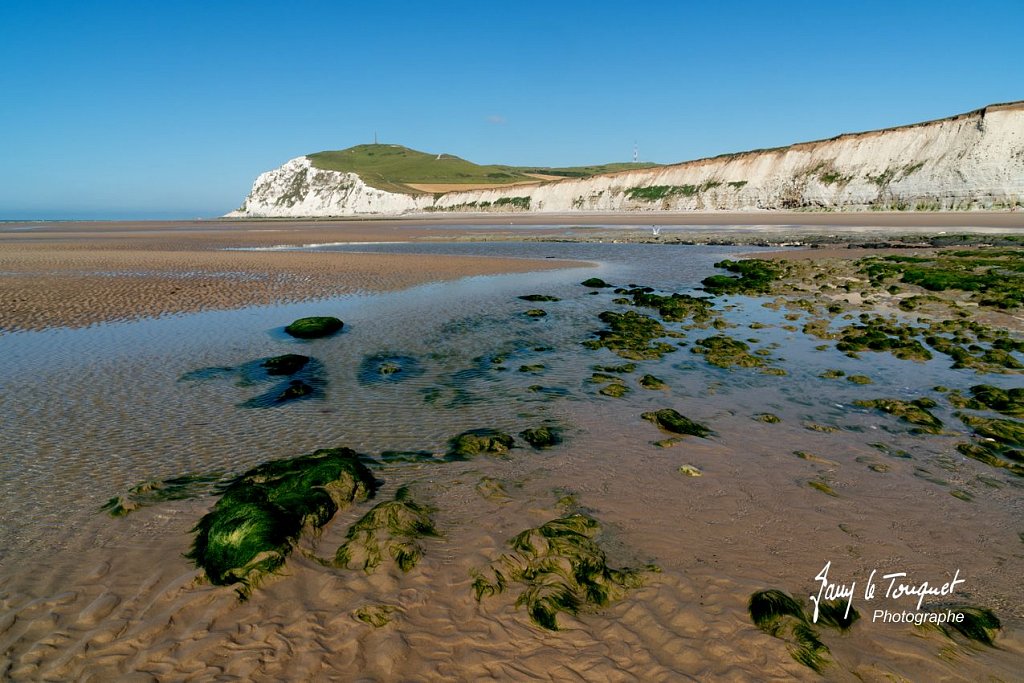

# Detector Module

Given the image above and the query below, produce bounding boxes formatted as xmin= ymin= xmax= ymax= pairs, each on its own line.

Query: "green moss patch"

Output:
xmin=581 ymin=277 xmax=612 ymax=288
xmin=472 ymin=513 xmax=654 ymax=630
xmin=187 ymin=447 xmax=377 ymax=598
xmin=518 ymin=294 xmax=561 ymax=302
xmin=334 ymin=486 xmax=439 ymax=573
xmin=284 ymin=316 xmax=344 ymax=339
xmin=835 ymin=315 xmax=931 ymax=361
xmin=618 ymin=287 xmax=716 ymax=324
xmin=949 ymin=385 xmax=1024 ymax=417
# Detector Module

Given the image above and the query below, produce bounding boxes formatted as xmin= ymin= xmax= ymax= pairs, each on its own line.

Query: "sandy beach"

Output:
xmin=3 ymin=212 xmax=1020 ymax=331
xmin=1 ymin=215 xmax=1022 ymax=681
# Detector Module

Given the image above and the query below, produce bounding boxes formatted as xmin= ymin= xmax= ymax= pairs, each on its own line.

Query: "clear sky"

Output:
xmin=1 ymin=0 xmax=1020 ymax=219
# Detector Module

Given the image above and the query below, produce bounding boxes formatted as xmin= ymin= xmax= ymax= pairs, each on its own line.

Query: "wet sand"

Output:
xmin=1 ymin=218 xmax=1022 ymax=680
xmin=0 ymin=229 xmax=581 ymax=332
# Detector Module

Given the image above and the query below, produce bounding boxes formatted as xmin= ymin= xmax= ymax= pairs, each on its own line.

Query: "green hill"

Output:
xmin=307 ymin=144 xmax=660 ymax=195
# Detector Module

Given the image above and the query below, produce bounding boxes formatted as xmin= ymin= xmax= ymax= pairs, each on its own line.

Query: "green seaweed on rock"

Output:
xmin=261 ymin=354 xmax=311 ymax=375
xmin=691 ymin=335 xmax=765 ymax=368
xmin=581 ymin=277 xmax=612 ymax=288
xmin=949 ymin=385 xmax=1024 ymax=417
xmin=854 ymin=398 xmax=944 ymax=434
xmin=639 ymin=374 xmax=669 ymax=390
xmin=583 ymin=310 xmax=676 ymax=360
xmin=186 ymin=447 xmax=377 ymax=598
xmin=334 ymin=486 xmax=439 ymax=573
xmin=641 ymin=409 xmax=712 ymax=438
xmin=284 ymin=316 xmax=344 ymax=339
xmin=471 ymin=513 xmax=654 ymax=631
xmin=518 ymin=294 xmax=561 ymax=302
xmin=446 ymin=429 xmax=516 ymax=459
xmin=520 ymin=426 xmax=562 ymax=449
xmin=701 ymin=259 xmax=785 ymax=295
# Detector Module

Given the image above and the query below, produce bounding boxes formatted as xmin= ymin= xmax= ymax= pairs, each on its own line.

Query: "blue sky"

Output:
xmin=1 ymin=0 xmax=1020 ymax=219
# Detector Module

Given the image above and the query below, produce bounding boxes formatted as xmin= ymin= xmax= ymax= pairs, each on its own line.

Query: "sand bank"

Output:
xmin=0 ymin=229 xmax=581 ymax=332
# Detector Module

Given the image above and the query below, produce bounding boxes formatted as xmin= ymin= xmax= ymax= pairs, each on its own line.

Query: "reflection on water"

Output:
xmin=0 ymin=241 xmax=1021 ymax=679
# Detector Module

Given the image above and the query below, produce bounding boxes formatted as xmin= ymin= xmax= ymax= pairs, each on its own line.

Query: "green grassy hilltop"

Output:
xmin=307 ymin=144 xmax=660 ymax=195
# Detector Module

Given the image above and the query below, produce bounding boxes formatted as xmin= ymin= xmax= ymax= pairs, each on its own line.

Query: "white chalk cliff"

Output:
xmin=227 ymin=102 xmax=1024 ymax=217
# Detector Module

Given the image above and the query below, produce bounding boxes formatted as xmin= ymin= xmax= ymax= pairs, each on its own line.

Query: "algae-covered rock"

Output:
xmin=835 ymin=315 xmax=931 ymax=361
xmin=691 ymin=335 xmax=765 ymax=368
xmin=593 ymin=363 xmax=637 ymax=374
xmin=950 ymin=385 xmax=1024 ymax=417
xmin=847 ymin=374 xmax=873 ymax=385
xmin=472 ymin=513 xmax=654 ymax=630
xmin=581 ymin=277 xmax=612 ymax=288
xmin=702 ymin=259 xmax=784 ymax=295
xmin=447 ymin=429 xmax=515 ymax=459
xmin=284 ymin=316 xmax=344 ymax=339
xmin=754 ymin=413 xmax=781 ymax=423
xmin=334 ymin=486 xmax=439 ymax=573
xmin=187 ymin=447 xmax=377 ymax=597
xmin=261 ymin=354 xmax=311 ymax=375
xmin=639 ymin=374 xmax=668 ymax=390
xmin=641 ymin=409 xmax=711 ymax=438
xmin=520 ymin=426 xmax=562 ymax=449
xmin=957 ymin=413 xmax=1024 ymax=447
xmin=599 ymin=382 xmax=629 ymax=398
xmin=854 ymin=398 xmax=944 ymax=434
xmin=524 ymin=309 xmax=547 ymax=318
xmin=583 ymin=310 xmax=675 ymax=360
xmin=623 ymin=287 xmax=716 ymax=324
xmin=518 ymin=294 xmax=561 ymax=302
xmin=678 ymin=464 xmax=702 ymax=477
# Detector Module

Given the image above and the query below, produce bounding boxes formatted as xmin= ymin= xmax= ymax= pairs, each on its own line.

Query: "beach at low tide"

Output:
xmin=1 ymin=216 xmax=1022 ymax=681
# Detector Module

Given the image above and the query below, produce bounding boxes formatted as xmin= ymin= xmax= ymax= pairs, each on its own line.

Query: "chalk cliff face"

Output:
xmin=227 ymin=102 xmax=1024 ymax=217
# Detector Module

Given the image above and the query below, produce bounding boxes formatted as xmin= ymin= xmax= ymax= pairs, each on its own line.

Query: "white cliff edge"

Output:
xmin=227 ymin=102 xmax=1024 ymax=218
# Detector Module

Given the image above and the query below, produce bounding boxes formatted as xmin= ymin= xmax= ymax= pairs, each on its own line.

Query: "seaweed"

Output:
xmin=639 ymin=374 xmax=668 ymax=390
xmin=581 ymin=277 xmax=612 ymax=288
xmin=583 ymin=310 xmax=676 ymax=360
xmin=835 ymin=315 xmax=932 ymax=361
xmin=949 ymin=385 xmax=1024 ymax=417
xmin=754 ymin=413 xmax=781 ymax=423
xmin=182 ymin=355 xmax=327 ymax=409
xmin=678 ymin=464 xmax=702 ymax=477
xmin=599 ymin=382 xmax=629 ymax=398
xmin=923 ymin=605 xmax=1001 ymax=646
xmin=854 ymin=398 xmax=944 ymax=434
xmin=357 ymin=353 xmax=425 ymax=385
xmin=520 ymin=426 xmax=562 ymax=449
xmin=593 ymin=363 xmax=636 ymax=374
xmin=524 ymin=309 xmax=547 ymax=318
xmin=186 ymin=447 xmax=377 ymax=598
xmin=261 ymin=354 xmax=310 ymax=375
xmin=334 ymin=486 xmax=439 ymax=573
xmin=518 ymin=294 xmax=561 ymax=302
xmin=102 ymin=472 xmax=224 ymax=517
xmin=701 ymin=259 xmax=785 ymax=295
xmin=620 ymin=287 xmax=716 ymax=324
xmin=471 ymin=513 xmax=654 ymax=630
xmin=957 ymin=413 xmax=1024 ymax=448
xmin=748 ymin=589 xmax=832 ymax=673
xmin=641 ymin=409 xmax=712 ymax=438
xmin=352 ymin=604 xmax=399 ymax=627
xmin=284 ymin=316 xmax=344 ymax=339
xmin=446 ymin=429 xmax=516 ymax=459
xmin=691 ymin=335 xmax=765 ymax=368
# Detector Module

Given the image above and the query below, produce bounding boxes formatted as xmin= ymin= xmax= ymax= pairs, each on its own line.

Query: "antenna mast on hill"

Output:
xmin=374 ymin=131 xmax=378 ymax=145
xmin=633 ymin=141 xmax=638 ymax=163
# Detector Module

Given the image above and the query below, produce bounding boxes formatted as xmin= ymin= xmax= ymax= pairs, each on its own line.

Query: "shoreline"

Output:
xmin=2 ymin=215 xmax=1020 ymax=333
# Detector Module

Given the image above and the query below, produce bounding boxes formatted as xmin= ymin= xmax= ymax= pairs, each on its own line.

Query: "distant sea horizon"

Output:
xmin=1 ymin=209 xmax=225 ymax=222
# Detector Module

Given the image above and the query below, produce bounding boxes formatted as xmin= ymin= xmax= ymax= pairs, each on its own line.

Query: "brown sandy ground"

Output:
xmin=0 ymin=224 xmax=581 ymax=332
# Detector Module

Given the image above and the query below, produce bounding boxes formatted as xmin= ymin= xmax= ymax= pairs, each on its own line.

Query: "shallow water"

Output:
xmin=0 ymin=241 xmax=1021 ymax=680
